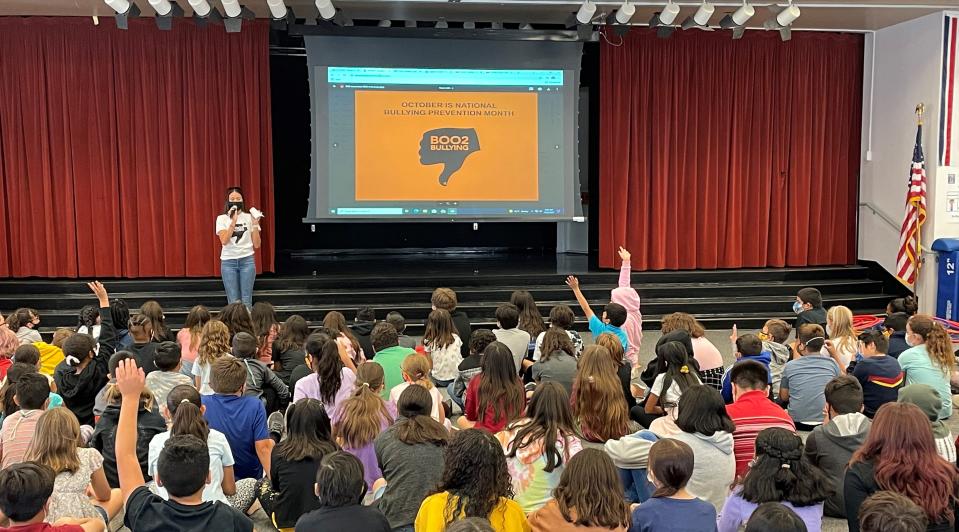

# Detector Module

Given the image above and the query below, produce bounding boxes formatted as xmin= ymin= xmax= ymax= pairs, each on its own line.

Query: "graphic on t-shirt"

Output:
xmin=418 ymin=128 xmax=480 ymax=186
xmin=231 ymin=222 xmax=248 ymax=244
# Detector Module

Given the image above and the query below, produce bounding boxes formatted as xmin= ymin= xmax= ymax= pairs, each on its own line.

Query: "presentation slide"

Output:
xmin=303 ymin=37 xmax=583 ymax=221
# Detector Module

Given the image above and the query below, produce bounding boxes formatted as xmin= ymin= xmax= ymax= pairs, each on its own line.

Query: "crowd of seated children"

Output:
xmin=721 ymin=333 xmax=771 ymax=404
xmin=635 ymin=341 xmax=701 ymax=429
xmin=660 ymin=313 xmax=724 ymax=389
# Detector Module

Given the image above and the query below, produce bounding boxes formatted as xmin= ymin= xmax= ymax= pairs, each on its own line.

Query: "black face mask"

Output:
xmin=227 ymin=201 xmax=244 ymax=213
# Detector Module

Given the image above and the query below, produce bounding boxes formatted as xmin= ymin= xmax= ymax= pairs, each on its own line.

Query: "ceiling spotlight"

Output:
xmin=104 ymin=0 xmax=140 ymax=29
xmin=148 ymin=0 xmax=183 ymax=30
xmin=693 ymin=1 xmax=714 ymax=25
xmin=266 ymin=0 xmax=287 ymax=19
xmin=658 ymin=2 xmax=680 ymax=25
xmin=763 ymin=2 xmax=800 ymax=41
xmin=648 ymin=2 xmax=680 ymax=38
xmin=315 ymin=0 xmax=335 ymax=20
xmin=719 ymin=0 xmax=753 ymax=38
xmin=187 ymin=0 xmax=212 ymax=17
xmin=378 ymin=19 xmax=392 ymax=27
xmin=614 ymin=1 xmax=635 ymax=24
xmin=221 ymin=0 xmax=242 ymax=18
xmin=148 ymin=0 xmax=173 ymax=16
xmin=435 ymin=19 xmax=448 ymax=28
xmin=576 ymin=1 xmax=597 ymax=24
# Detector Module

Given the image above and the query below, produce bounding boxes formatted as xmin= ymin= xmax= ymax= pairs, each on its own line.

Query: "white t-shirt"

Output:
xmin=390 ymin=382 xmax=444 ymax=425
xmin=191 ymin=354 xmax=232 ymax=395
xmin=216 ymin=213 xmax=255 ymax=260
xmin=148 ymin=429 xmax=234 ymax=503
xmin=651 ymin=372 xmax=701 ymax=418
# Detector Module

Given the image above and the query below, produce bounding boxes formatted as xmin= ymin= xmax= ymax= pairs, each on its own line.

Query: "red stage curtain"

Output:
xmin=0 ymin=17 xmax=273 ymax=278
xmin=599 ymin=29 xmax=863 ymax=270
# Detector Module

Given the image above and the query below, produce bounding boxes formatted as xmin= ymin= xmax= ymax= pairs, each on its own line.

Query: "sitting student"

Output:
xmin=176 ymin=305 xmax=211 ymax=374
xmin=269 ymin=398 xmax=338 ymax=530
xmin=251 ymin=301 xmax=280 ymax=364
xmin=202 ymin=357 xmax=274 ymax=480
xmin=718 ymin=427 xmax=831 ymax=532
xmin=0 ymin=462 xmax=105 ymax=532
xmin=415 ymin=429 xmax=530 ymax=532
xmin=293 ymin=332 xmax=356 ymax=421
xmin=91 ymin=353 xmax=166 ymax=488
xmin=10 ymin=346 xmax=59 ymax=394
xmin=323 ymin=311 xmax=365 ymax=368
xmin=496 ymin=382 xmax=583 ymax=513
xmin=604 ymin=426 xmax=659 ymax=504
xmin=794 ymin=287 xmax=828 ymax=332
xmin=566 ymin=275 xmax=628 ymax=351
xmin=191 ymin=320 xmax=232 ymax=395
xmin=54 ymin=282 xmax=116 ymax=427
xmin=112 ymin=358 xmax=253 ymax=531
xmin=0 ymin=328 xmax=16 ymax=381
xmin=422 ymin=309 xmax=463 ymax=387
xmin=492 ymin=304 xmax=531 ymax=373
xmin=779 ymin=324 xmax=841 ymax=429
xmin=109 ymin=299 xmax=133 ymax=350
xmin=858 ymin=491 xmax=929 ymax=532
xmin=0 ymin=372 xmax=51 ymax=468
xmin=742 ymin=502 xmax=808 ymax=532
xmin=389 ymin=354 xmax=447 ymax=426
xmin=721 ymin=333 xmax=771 ymax=404
xmin=630 ymin=439 xmax=718 ymax=532
xmin=848 ymin=330 xmax=903 ymax=418
xmin=594 ymin=333 xmax=638 ymax=410
xmin=511 ymin=290 xmax=547 ymax=357
xmin=804 ymin=375 xmax=871 ymax=518
xmin=530 ymin=328 xmax=578 ymax=396
xmin=660 ymin=313 xmax=724 ymax=389
xmin=761 ymin=319 xmax=793 ymax=396
xmin=0 ymin=363 xmax=63 ymax=425
xmin=351 ymin=307 xmax=377 ymax=360
xmin=386 ymin=311 xmax=418 ymax=350
xmin=883 ymin=313 xmax=910 ymax=359
xmin=844 ymin=402 xmax=959 ymax=532
xmin=294 ymin=451 xmax=391 ymax=532
xmin=25 ymin=408 xmax=123 ymax=525
xmin=671 ymin=385 xmax=736 ymax=512
xmin=458 ymin=342 xmax=525 ymax=433
xmin=370 ymin=322 xmax=415 ymax=399
xmin=127 ymin=314 xmax=159 ymax=374
xmin=826 ymin=306 xmax=859 ymax=367
xmin=636 ymin=341 xmax=701 ymax=429
xmin=374 ymin=384 xmax=449 ymax=530
xmin=149 ymin=385 xmax=242 ymax=506
xmin=897 ymin=384 xmax=956 ymax=463
xmin=527 ymin=448 xmax=630 ymax=532
xmin=33 ymin=328 xmax=70 ymax=377
xmin=570 ymin=345 xmax=630 ymax=443
xmin=450 ymin=329 xmax=497 ymax=410
xmin=724 ymin=361 xmax=796 ymax=478
xmin=898 ymin=314 xmax=954 ymax=420
xmin=232 ymin=331 xmax=289 ymax=411
xmin=271 ymin=315 xmax=309 ymax=386
xmin=333 ymin=362 xmax=395 ymax=492
xmin=611 ymin=246 xmax=643 ymax=368
xmin=531 ymin=306 xmax=584 ymax=362
xmin=10 ymin=308 xmax=42 ymax=346
xmin=144 ymin=341 xmax=194 ymax=408
xmin=431 ymin=287 xmax=472 ymax=357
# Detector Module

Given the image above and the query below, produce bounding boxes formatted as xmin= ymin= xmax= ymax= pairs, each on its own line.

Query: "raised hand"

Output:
xmin=87 ymin=281 xmax=109 ymax=306
xmin=618 ymin=246 xmax=631 ymax=262
xmin=565 ymin=275 xmax=580 ymax=291
xmin=115 ymin=358 xmax=145 ymax=399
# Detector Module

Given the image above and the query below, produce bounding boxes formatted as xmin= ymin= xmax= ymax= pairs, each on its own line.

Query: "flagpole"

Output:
xmin=914 ymin=102 xmax=924 ymax=304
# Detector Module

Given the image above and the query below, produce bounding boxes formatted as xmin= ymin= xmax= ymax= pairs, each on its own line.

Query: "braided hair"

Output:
xmin=740 ymin=427 xmax=832 ymax=507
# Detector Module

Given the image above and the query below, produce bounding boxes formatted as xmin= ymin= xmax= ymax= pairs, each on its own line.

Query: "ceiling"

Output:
xmin=1 ymin=0 xmax=955 ymax=31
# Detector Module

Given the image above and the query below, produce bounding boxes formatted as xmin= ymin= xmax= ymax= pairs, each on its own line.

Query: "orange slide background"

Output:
xmin=354 ymin=90 xmax=539 ymax=201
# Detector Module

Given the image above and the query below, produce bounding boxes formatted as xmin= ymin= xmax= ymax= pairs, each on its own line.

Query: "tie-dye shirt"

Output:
xmin=495 ymin=420 xmax=583 ymax=513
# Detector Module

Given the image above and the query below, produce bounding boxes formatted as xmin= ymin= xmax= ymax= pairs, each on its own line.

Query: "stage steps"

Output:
xmin=2 ymin=263 xmax=905 ymax=337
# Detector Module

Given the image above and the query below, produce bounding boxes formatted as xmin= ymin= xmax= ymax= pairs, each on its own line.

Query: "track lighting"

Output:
xmin=576 ymin=1 xmax=597 ymax=24
xmin=763 ymin=2 xmax=800 ymax=41
xmin=692 ymin=1 xmax=714 ymax=25
xmin=659 ymin=2 xmax=680 ymax=25
xmin=266 ymin=0 xmax=286 ymax=19
xmin=614 ymin=1 xmax=635 ymax=24
xmin=315 ymin=0 xmax=335 ymax=20
xmin=187 ymin=0 xmax=211 ymax=17
xmin=148 ymin=0 xmax=183 ymax=30
xmin=221 ymin=0 xmax=241 ymax=18
xmin=719 ymin=1 xmax=753 ymax=39
xmin=776 ymin=4 xmax=800 ymax=25
xmin=104 ymin=0 xmax=140 ymax=29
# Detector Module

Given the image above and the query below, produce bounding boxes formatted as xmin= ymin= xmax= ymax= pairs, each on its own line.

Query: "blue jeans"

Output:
xmin=221 ymin=255 xmax=255 ymax=307
xmin=447 ymin=382 xmax=465 ymax=409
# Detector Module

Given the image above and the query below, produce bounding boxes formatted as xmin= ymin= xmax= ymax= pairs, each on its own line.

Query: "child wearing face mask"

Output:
xmin=629 ymin=438 xmax=717 ymax=532
xmin=792 ymin=288 xmax=827 ymax=336
xmin=778 ymin=324 xmax=841 ymax=430
xmin=898 ymin=314 xmax=956 ymax=420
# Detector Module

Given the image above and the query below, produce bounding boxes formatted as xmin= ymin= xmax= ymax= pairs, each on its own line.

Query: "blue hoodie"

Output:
xmin=721 ymin=350 xmax=772 ymax=404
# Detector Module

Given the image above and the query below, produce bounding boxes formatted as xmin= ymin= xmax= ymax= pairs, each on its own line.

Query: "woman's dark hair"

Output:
xmin=539 ymin=327 xmax=575 ymax=363
xmin=395 ymin=384 xmax=449 ymax=446
xmin=506 ymin=381 xmax=577 ymax=473
xmin=110 ymin=299 xmax=130 ymax=330
xmin=310 ymin=334 xmax=344 ymax=405
xmin=167 ymin=385 xmax=208 ymax=442
xmin=510 ymin=290 xmax=546 ymax=338
xmin=656 ymin=341 xmax=702 ymax=410
xmin=887 ymin=296 xmax=919 ymax=317
xmin=741 ymin=427 xmax=831 ymax=507
xmin=315 ymin=451 xmax=365 ymax=507
xmin=468 ymin=329 xmax=497 ymax=356
xmin=251 ymin=301 xmax=278 ymax=349
xmin=444 ymin=518 xmax=495 ymax=532
xmin=139 ymin=301 xmax=171 ymax=342
xmin=322 ymin=311 xmax=362 ymax=356
xmin=275 ymin=315 xmax=309 ymax=354
xmin=477 ymin=342 xmax=524 ymax=427
xmin=675 ymin=385 xmax=736 ymax=436
xmin=7 ymin=308 xmax=37 ymax=331
xmin=423 ymin=309 xmax=456 ymax=350
xmin=572 ymin=345 xmax=630 ymax=442
xmin=434 ymin=429 xmax=513 ymax=525
xmin=744 ymin=502 xmax=808 ymax=532
xmin=77 ymin=305 xmax=99 ymax=332
xmin=548 ymin=305 xmax=576 ymax=330
xmin=276 ymin=398 xmax=338 ymax=462
xmin=0 ymin=363 xmax=38 ymax=417
xmin=648 ymin=439 xmax=695 ymax=497
xmin=218 ymin=302 xmax=255 ymax=338
xmin=553 ymin=448 xmax=630 ymax=528
xmin=223 ymin=186 xmax=244 ymax=214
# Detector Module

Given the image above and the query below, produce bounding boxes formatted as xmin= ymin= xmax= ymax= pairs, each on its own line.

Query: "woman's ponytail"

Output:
xmin=926 ymin=321 xmax=955 ymax=374
xmin=167 ymin=385 xmax=208 ymax=441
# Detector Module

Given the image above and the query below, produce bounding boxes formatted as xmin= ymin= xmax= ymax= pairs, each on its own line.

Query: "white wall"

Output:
xmin=859 ymin=11 xmax=947 ymax=312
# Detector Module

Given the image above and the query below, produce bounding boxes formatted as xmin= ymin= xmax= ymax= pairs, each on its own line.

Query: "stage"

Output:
xmin=0 ymin=250 xmax=905 ymax=338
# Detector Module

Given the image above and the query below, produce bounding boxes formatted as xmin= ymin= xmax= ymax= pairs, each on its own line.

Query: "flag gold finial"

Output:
xmin=916 ymin=103 xmax=925 ymax=125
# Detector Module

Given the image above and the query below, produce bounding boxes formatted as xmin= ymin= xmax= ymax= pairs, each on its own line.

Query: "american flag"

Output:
xmin=896 ymin=124 xmax=927 ymax=287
